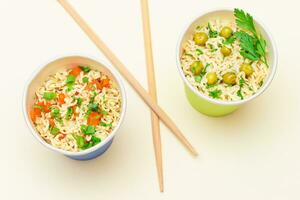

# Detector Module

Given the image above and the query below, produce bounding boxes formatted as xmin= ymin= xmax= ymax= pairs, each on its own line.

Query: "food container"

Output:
xmin=23 ymin=55 xmax=126 ymax=160
xmin=176 ymin=8 xmax=278 ymax=117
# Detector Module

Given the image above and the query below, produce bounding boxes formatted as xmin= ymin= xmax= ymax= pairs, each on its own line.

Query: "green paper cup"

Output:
xmin=176 ymin=8 xmax=278 ymax=117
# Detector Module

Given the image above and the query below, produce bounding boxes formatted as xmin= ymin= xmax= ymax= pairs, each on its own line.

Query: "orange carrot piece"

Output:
xmin=58 ymin=133 xmax=66 ymax=140
xmin=72 ymin=105 xmax=77 ymax=119
xmin=48 ymin=118 xmax=55 ymax=127
xmin=58 ymin=93 xmax=66 ymax=105
xmin=30 ymin=110 xmax=37 ymax=122
xmin=69 ymin=66 xmax=82 ymax=77
xmin=44 ymin=102 xmax=52 ymax=113
xmin=30 ymin=104 xmax=43 ymax=122
xmin=100 ymin=78 xmax=110 ymax=88
xmin=87 ymin=111 xmax=102 ymax=126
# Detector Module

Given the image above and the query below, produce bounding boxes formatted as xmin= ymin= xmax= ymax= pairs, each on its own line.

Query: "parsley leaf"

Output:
xmin=234 ymin=8 xmax=268 ymax=66
xmin=234 ymin=8 xmax=256 ymax=35
xmin=223 ymin=35 xmax=236 ymax=45
xmin=235 ymin=31 xmax=260 ymax=61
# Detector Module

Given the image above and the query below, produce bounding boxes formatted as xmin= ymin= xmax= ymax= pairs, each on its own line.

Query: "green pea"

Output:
xmin=223 ymin=72 xmax=237 ymax=85
xmin=220 ymin=26 xmax=233 ymax=39
xmin=240 ymin=63 xmax=254 ymax=77
xmin=190 ymin=61 xmax=204 ymax=76
xmin=193 ymin=32 xmax=208 ymax=46
xmin=220 ymin=46 xmax=232 ymax=56
xmin=206 ymin=72 xmax=218 ymax=85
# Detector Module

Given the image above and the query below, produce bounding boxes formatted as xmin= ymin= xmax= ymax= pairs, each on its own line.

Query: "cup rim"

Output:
xmin=22 ymin=54 xmax=127 ymax=157
xmin=176 ymin=7 xmax=278 ymax=106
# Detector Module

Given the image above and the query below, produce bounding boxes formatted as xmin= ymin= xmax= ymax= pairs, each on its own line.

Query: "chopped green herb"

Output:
xmin=94 ymin=115 xmax=101 ymax=119
xmin=82 ymin=77 xmax=89 ymax=83
xmin=194 ymin=76 xmax=202 ymax=83
xmin=50 ymin=126 xmax=60 ymax=135
xmin=66 ymin=75 xmax=76 ymax=84
xmin=237 ymin=77 xmax=246 ymax=100
xmin=185 ymin=53 xmax=194 ymax=58
xmin=196 ymin=49 xmax=203 ymax=55
xmin=66 ymin=83 xmax=73 ymax=92
xmin=43 ymin=92 xmax=56 ymax=101
xmin=100 ymin=121 xmax=112 ymax=127
xmin=91 ymin=136 xmax=101 ymax=145
xmin=79 ymin=66 xmax=91 ymax=73
xmin=209 ymin=89 xmax=222 ymax=99
xmin=194 ymin=63 xmax=210 ymax=83
xmin=239 ymin=77 xmax=246 ymax=87
xmin=100 ymin=110 xmax=108 ymax=116
xmin=90 ymin=91 xmax=98 ymax=102
xmin=237 ymin=89 xmax=244 ymax=100
xmin=85 ymin=110 xmax=92 ymax=120
xmin=208 ymin=22 xmax=218 ymax=38
xmin=81 ymin=125 xmax=96 ymax=135
xmin=33 ymin=104 xmax=44 ymax=110
xmin=51 ymin=108 xmax=63 ymax=124
xmin=88 ymin=102 xmax=99 ymax=112
xmin=73 ymin=135 xmax=85 ymax=149
xmin=196 ymin=25 xmax=202 ymax=30
xmin=65 ymin=107 xmax=74 ymax=120
xmin=208 ymin=43 xmax=217 ymax=52
xmin=206 ymin=84 xmax=216 ymax=89
xmin=76 ymin=97 xmax=83 ymax=107
xmin=51 ymin=108 xmax=60 ymax=118
xmin=65 ymin=75 xmax=76 ymax=92
xmin=82 ymin=142 xmax=93 ymax=150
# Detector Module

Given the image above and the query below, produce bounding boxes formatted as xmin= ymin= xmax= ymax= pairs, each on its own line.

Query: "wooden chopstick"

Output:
xmin=57 ymin=0 xmax=198 ymax=156
xmin=140 ymin=0 xmax=163 ymax=192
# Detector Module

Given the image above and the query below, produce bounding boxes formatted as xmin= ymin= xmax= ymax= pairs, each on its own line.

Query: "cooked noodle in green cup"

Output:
xmin=180 ymin=9 xmax=269 ymax=101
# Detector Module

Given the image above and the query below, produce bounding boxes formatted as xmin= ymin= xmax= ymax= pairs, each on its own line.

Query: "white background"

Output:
xmin=1 ymin=0 xmax=300 ymax=199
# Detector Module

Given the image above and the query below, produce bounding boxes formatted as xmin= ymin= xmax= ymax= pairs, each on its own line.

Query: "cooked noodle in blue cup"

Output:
xmin=23 ymin=55 xmax=126 ymax=160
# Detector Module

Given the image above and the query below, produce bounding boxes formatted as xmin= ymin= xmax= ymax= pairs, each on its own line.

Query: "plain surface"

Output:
xmin=0 ymin=0 xmax=299 ymax=199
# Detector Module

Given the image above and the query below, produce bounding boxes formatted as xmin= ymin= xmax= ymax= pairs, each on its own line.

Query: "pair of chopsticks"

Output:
xmin=57 ymin=0 xmax=198 ymax=192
